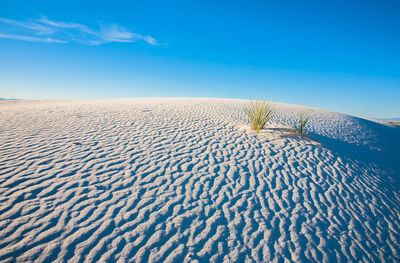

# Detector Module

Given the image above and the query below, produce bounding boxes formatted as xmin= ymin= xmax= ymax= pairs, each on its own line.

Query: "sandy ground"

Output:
xmin=0 ymin=98 xmax=399 ymax=262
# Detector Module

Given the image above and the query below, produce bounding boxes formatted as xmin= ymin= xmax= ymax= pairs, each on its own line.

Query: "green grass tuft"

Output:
xmin=244 ymin=100 xmax=274 ymax=133
xmin=298 ymin=113 xmax=310 ymax=134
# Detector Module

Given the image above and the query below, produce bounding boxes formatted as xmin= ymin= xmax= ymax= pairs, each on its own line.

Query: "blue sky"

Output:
xmin=0 ymin=0 xmax=399 ymax=118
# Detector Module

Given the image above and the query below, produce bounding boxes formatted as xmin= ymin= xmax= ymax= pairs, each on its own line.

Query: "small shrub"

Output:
xmin=244 ymin=100 xmax=274 ymax=133
xmin=298 ymin=113 xmax=309 ymax=134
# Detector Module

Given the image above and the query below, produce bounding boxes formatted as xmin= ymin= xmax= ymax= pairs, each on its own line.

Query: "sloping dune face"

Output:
xmin=0 ymin=98 xmax=399 ymax=262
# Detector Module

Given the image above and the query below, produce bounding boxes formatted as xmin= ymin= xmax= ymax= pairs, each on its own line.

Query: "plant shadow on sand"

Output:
xmin=249 ymin=126 xmax=321 ymax=146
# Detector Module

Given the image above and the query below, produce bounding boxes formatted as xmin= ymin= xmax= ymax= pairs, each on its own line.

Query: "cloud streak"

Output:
xmin=0 ymin=16 xmax=157 ymax=45
xmin=0 ymin=33 xmax=66 ymax=43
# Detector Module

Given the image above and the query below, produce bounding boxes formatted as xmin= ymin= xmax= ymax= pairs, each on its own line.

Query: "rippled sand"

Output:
xmin=0 ymin=98 xmax=399 ymax=262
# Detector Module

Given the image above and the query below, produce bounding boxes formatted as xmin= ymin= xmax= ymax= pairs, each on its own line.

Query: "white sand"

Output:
xmin=0 ymin=98 xmax=399 ymax=262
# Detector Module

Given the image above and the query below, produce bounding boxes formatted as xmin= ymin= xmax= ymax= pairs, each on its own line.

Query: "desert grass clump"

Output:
xmin=244 ymin=100 xmax=274 ymax=133
xmin=298 ymin=113 xmax=310 ymax=134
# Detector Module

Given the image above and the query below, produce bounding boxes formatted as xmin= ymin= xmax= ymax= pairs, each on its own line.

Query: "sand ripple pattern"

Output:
xmin=0 ymin=98 xmax=399 ymax=262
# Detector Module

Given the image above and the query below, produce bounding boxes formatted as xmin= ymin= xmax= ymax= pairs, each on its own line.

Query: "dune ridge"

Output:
xmin=0 ymin=98 xmax=399 ymax=262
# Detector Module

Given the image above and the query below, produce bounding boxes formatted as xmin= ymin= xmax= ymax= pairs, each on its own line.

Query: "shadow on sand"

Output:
xmin=310 ymin=117 xmax=400 ymax=182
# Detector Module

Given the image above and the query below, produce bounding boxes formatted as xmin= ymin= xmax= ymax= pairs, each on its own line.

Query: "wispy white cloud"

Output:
xmin=37 ymin=16 xmax=95 ymax=35
xmin=0 ymin=16 xmax=157 ymax=45
xmin=0 ymin=17 xmax=53 ymax=34
xmin=0 ymin=33 xmax=65 ymax=43
xmin=96 ymin=24 xmax=158 ymax=45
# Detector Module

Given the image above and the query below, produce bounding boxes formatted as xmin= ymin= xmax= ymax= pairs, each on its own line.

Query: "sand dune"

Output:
xmin=0 ymin=98 xmax=399 ymax=262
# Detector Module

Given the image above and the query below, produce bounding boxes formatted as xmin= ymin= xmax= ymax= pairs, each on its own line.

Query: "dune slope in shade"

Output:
xmin=0 ymin=98 xmax=399 ymax=262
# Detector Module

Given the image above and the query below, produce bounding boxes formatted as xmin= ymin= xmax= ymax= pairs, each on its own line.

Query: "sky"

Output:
xmin=0 ymin=0 xmax=399 ymax=118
